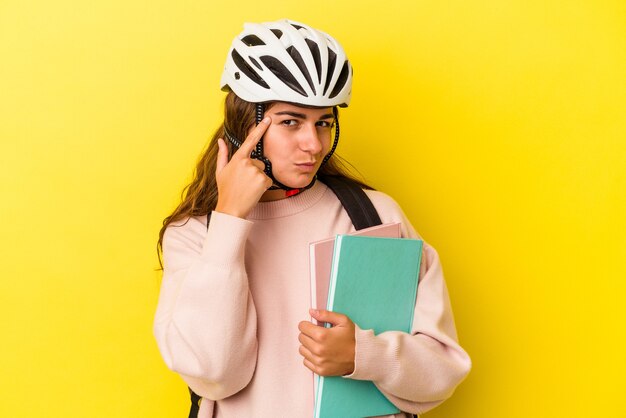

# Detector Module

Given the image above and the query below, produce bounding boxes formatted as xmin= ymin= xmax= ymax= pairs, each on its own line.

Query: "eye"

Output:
xmin=280 ymin=119 xmax=298 ymax=127
xmin=316 ymin=120 xmax=333 ymax=128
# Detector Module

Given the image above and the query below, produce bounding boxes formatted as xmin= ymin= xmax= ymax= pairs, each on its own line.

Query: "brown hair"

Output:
xmin=157 ymin=91 xmax=371 ymax=266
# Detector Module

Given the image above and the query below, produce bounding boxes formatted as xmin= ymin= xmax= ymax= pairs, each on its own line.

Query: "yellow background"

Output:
xmin=1 ymin=0 xmax=624 ymax=416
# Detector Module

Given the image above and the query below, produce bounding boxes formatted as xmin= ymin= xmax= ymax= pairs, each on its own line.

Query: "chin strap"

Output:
xmin=224 ymin=104 xmax=340 ymax=198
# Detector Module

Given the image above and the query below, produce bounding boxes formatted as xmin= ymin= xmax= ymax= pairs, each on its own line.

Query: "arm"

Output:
xmin=298 ymin=243 xmax=470 ymax=414
xmin=153 ymin=212 xmax=258 ymax=400
xmin=153 ymin=118 xmax=273 ymax=399
xmin=299 ymin=191 xmax=471 ymax=414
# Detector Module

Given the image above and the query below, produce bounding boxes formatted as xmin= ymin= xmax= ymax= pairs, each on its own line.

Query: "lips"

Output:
xmin=295 ymin=162 xmax=317 ymax=172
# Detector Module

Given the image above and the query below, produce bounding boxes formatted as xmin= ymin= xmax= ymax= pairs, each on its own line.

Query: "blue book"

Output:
xmin=314 ymin=235 xmax=423 ymax=418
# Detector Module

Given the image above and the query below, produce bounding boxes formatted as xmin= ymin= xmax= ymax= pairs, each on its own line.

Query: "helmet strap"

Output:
xmin=321 ymin=107 xmax=340 ymax=165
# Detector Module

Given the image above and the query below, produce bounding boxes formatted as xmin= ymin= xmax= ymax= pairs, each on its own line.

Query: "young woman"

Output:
xmin=154 ymin=19 xmax=471 ymax=417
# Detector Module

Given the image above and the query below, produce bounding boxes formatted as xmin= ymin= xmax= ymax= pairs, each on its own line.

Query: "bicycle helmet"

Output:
xmin=220 ymin=19 xmax=353 ymax=194
xmin=221 ymin=19 xmax=352 ymax=107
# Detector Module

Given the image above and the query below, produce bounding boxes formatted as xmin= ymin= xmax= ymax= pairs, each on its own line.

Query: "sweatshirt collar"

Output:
xmin=248 ymin=181 xmax=328 ymax=220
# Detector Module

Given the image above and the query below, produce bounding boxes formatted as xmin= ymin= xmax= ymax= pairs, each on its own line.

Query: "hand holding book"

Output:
xmin=297 ymin=309 xmax=356 ymax=377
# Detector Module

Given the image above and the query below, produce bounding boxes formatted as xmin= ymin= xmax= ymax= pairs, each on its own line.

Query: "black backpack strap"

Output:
xmin=188 ymin=387 xmax=201 ymax=418
xmin=318 ymin=175 xmax=382 ymax=230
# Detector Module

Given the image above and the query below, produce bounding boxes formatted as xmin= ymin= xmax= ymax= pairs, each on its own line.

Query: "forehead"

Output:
xmin=266 ymin=102 xmax=333 ymax=118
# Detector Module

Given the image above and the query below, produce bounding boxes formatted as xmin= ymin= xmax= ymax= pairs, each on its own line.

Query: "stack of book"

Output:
xmin=309 ymin=223 xmax=423 ymax=418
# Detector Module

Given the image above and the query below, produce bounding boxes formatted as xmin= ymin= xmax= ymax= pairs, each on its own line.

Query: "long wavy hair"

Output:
xmin=157 ymin=91 xmax=371 ymax=266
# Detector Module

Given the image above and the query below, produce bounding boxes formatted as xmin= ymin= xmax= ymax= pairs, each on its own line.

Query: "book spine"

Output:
xmin=309 ymin=243 xmax=317 ymax=322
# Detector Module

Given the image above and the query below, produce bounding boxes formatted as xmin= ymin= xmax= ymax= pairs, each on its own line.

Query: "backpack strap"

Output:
xmin=318 ymin=174 xmax=382 ymax=230
xmin=188 ymin=387 xmax=201 ymax=418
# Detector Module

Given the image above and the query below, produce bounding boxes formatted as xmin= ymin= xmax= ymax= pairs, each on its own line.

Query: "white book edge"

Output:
xmin=326 ymin=234 xmax=343 ymax=315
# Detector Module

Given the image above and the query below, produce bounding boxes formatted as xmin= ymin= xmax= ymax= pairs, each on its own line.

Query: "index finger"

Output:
xmin=233 ymin=116 xmax=271 ymax=159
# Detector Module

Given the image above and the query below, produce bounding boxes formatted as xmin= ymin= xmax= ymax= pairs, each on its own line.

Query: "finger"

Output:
xmin=302 ymin=358 xmax=319 ymax=374
xmin=309 ymin=309 xmax=347 ymax=327
xmin=299 ymin=345 xmax=323 ymax=371
xmin=250 ymin=158 xmax=266 ymax=172
xmin=249 ymin=159 xmax=272 ymax=190
xmin=298 ymin=344 xmax=316 ymax=362
xmin=216 ymin=138 xmax=228 ymax=176
xmin=298 ymin=331 xmax=317 ymax=349
xmin=233 ymin=116 xmax=271 ymax=159
xmin=298 ymin=320 xmax=324 ymax=340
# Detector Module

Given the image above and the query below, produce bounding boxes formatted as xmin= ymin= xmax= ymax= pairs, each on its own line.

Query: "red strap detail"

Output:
xmin=285 ymin=189 xmax=301 ymax=197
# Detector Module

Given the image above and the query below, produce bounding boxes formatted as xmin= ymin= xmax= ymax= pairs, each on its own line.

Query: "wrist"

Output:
xmin=215 ymin=200 xmax=247 ymax=219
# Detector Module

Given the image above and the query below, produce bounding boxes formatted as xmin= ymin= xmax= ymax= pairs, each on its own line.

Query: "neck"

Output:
xmin=260 ymin=188 xmax=289 ymax=202
xmin=260 ymin=176 xmax=318 ymax=201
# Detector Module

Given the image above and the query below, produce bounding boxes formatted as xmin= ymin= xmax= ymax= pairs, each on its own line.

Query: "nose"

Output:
xmin=298 ymin=123 xmax=323 ymax=155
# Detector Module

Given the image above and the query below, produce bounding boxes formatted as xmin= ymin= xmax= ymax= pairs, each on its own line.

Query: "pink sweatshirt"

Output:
xmin=154 ymin=181 xmax=471 ymax=417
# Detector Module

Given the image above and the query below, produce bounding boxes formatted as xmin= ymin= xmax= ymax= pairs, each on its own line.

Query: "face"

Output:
xmin=261 ymin=102 xmax=335 ymax=189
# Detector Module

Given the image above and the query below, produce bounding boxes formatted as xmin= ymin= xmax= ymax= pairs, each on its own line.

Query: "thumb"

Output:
xmin=216 ymin=138 xmax=229 ymax=176
xmin=310 ymin=309 xmax=347 ymax=327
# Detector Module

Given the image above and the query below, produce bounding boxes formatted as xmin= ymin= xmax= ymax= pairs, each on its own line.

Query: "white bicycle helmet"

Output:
xmin=220 ymin=19 xmax=352 ymax=108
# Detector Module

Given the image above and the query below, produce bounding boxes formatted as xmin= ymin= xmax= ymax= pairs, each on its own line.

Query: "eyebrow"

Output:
xmin=273 ymin=111 xmax=335 ymax=120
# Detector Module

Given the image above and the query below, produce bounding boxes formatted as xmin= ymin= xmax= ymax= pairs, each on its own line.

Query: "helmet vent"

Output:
xmin=249 ymin=56 xmax=262 ymax=70
xmin=290 ymin=23 xmax=304 ymax=30
xmin=232 ymin=49 xmax=269 ymax=89
xmin=241 ymin=34 xmax=265 ymax=46
xmin=270 ymin=29 xmax=283 ymax=38
xmin=322 ymin=48 xmax=337 ymax=95
xmin=305 ymin=39 xmax=322 ymax=83
xmin=286 ymin=46 xmax=316 ymax=94
xmin=260 ymin=56 xmax=308 ymax=97
xmin=329 ymin=61 xmax=350 ymax=99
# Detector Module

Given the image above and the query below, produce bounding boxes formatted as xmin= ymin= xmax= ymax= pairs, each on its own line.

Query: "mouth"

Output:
xmin=294 ymin=162 xmax=317 ymax=173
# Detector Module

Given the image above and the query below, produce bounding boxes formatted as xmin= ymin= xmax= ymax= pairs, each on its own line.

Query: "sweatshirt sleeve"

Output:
xmin=153 ymin=211 xmax=258 ymax=400
xmin=347 ymin=192 xmax=472 ymax=415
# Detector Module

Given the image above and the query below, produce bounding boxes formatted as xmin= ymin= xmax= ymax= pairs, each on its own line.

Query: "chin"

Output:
xmin=275 ymin=174 xmax=316 ymax=189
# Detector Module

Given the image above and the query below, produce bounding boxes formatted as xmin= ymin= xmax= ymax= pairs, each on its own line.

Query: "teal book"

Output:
xmin=314 ymin=235 xmax=423 ymax=418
